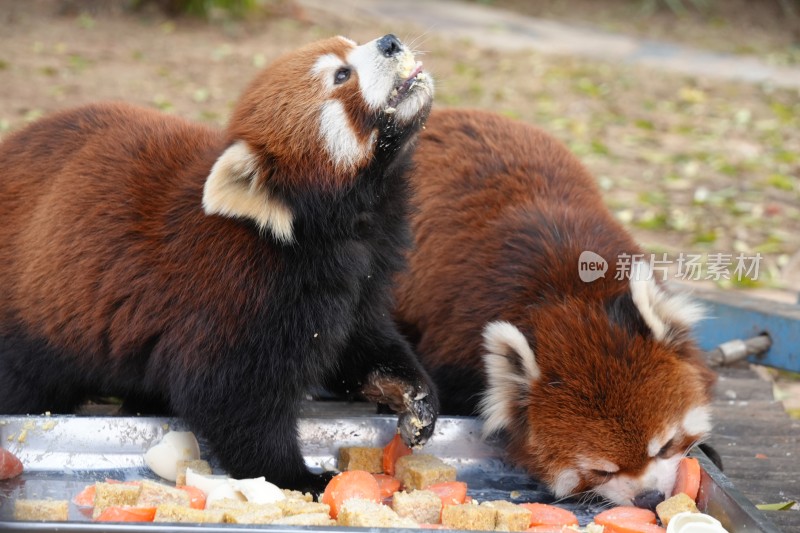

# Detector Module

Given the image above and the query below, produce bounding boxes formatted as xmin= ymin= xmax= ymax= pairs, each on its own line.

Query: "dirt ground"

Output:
xmin=0 ymin=1 xmax=799 ymax=407
xmin=1 ymin=0 xmax=798 ymax=295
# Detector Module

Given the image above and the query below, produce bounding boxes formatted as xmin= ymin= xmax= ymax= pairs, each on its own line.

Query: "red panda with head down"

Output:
xmin=394 ymin=109 xmax=716 ymax=510
xmin=0 ymin=34 xmax=437 ymax=493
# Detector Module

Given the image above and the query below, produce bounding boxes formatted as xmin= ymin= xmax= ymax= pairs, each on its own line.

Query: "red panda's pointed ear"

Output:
xmin=629 ymin=260 xmax=705 ymax=343
xmin=479 ymin=321 xmax=540 ymax=437
xmin=203 ymin=141 xmax=294 ymax=243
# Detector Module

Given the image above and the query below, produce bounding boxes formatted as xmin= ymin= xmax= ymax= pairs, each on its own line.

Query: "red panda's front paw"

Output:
xmin=398 ymin=391 xmax=437 ymax=447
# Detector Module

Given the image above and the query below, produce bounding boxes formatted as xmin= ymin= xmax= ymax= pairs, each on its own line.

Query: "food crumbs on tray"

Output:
xmin=17 ymin=429 xmax=27 ymax=443
xmin=40 ymin=420 xmax=57 ymax=431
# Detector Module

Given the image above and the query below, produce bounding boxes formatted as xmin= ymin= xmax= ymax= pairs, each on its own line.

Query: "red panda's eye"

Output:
xmin=657 ymin=439 xmax=674 ymax=458
xmin=591 ymin=469 xmax=613 ymax=478
xmin=334 ymin=67 xmax=351 ymax=85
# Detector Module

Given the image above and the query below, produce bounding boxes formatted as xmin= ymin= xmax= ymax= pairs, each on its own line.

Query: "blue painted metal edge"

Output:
xmin=675 ymin=285 xmax=800 ymax=373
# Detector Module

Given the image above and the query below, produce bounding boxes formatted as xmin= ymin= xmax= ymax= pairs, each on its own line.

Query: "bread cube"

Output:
xmin=92 ymin=482 xmax=142 ymax=518
xmin=14 ymin=499 xmax=69 ymax=521
xmin=394 ymin=454 xmax=457 ymax=490
xmin=281 ymin=488 xmax=313 ymax=502
xmin=137 ymin=480 xmax=191 ymax=508
xmin=223 ymin=504 xmax=283 ymax=524
xmin=392 ymin=489 xmax=442 ymax=524
xmin=481 ymin=500 xmax=532 ymax=531
xmin=442 ymin=502 xmax=498 ymax=531
xmin=338 ymin=446 xmax=384 ymax=473
xmin=153 ymin=503 xmax=224 ymax=523
xmin=278 ymin=499 xmax=330 ymax=516
xmin=338 ymin=498 xmax=418 ymax=528
xmin=175 ymin=459 xmax=212 ymax=485
xmin=274 ymin=512 xmax=337 ymax=526
xmin=656 ymin=492 xmax=699 ymax=526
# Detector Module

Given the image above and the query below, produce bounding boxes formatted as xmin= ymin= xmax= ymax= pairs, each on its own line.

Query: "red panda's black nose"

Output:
xmin=632 ymin=489 xmax=665 ymax=511
xmin=377 ymin=34 xmax=403 ymax=58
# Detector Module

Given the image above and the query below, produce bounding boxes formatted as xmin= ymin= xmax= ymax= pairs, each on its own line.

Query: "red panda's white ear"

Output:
xmin=203 ymin=141 xmax=294 ymax=243
xmin=479 ymin=321 xmax=540 ymax=436
xmin=629 ymin=261 xmax=705 ymax=342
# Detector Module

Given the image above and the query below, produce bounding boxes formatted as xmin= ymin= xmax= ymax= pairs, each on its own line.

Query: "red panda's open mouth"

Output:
xmin=388 ymin=62 xmax=425 ymax=108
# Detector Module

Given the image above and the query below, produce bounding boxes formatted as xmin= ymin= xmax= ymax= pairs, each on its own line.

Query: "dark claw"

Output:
xmin=398 ymin=394 xmax=437 ymax=447
xmin=289 ymin=470 xmax=338 ymax=501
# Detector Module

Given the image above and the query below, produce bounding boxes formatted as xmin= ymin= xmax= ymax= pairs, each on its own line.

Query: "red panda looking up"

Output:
xmin=394 ymin=109 xmax=716 ymax=510
xmin=0 ymin=34 xmax=436 ymax=494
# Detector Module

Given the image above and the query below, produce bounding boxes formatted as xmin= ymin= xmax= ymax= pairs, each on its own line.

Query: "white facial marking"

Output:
xmin=683 ymin=405 xmax=712 ymax=436
xmin=552 ymin=469 xmax=580 ymax=497
xmin=594 ymin=455 xmax=681 ymax=505
xmin=630 ymin=260 xmax=706 ymax=342
xmin=479 ymin=321 xmax=539 ymax=436
xmin=319 ymin=100 xmax=368 ymax=173
xmin=312 ymin=53 xmax=346 ymax=92
xmin=347 ymin=38 xmax=397 ymax=111
xmin=203 ymin=141 xmax=294 ymax=242
xmin=648 ymin=426 xmax=678 ymax=458
xmin=579 ymin=458 xmax=620 ymax=474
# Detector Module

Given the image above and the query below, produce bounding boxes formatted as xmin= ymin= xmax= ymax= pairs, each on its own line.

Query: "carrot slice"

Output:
xmin=94 ymin=506 xmax=157 ymax=522
xmin=373 ymin=473 xmax=401 ymax=499
xmin=601 ymin=521 xmax=666 ymax=533
xmin=177 ymin=484 xmax=207 ymax=509
xmin=594 ymin=506 xmax=657 ymax=526
xmin=0 ymin=449 xmax=23 ymax=480
xmin=427 ymin=481 xmax=468 ymax=507
xmin=520 ymin=503 xmax=578 ymax=526
xmin=322 ymin=470 xmax=381 ymax=518
xmin=382 ymin=433 xmax=412 ymax=476
xmin=672 ymin=456 xmax=701 ymax=501
xmin=73 ymin=484 xmax=97 ymax=507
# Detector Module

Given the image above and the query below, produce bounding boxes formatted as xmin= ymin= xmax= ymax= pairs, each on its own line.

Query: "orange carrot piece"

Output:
xmin=427 ymin=481 xmax=468 ymax=506
xmin=322 ymin=470 xmax=381 ymax=518
xmin=72 ymin=484 xmax=97 ymax=507
xmin=373 ymin=473 xmax=401 ymax=499
xmin=0 ymin=449 xmax=23 ymax=480
xmin=672 ymin=456 xmax=701 ymax=501
xmin=177 ymin=484 xmax=207 ymax=509
xmin=382 ymin=433 xmax=412 ymax=476
xmin=520 ymin=503 xmax=579 ymax=526
xmin=594 ymin=506 xmax=657 ymax=526
xmin=602 ymin=521 xmax=666 ymax=533
xmin=94 ymin=506 xmax=157 ymax=522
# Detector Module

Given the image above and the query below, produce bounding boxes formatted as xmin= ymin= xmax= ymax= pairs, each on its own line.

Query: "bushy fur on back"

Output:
xmin=0 ymin=35 xmax=437 ymax=493
xmin=395 ymin=109 xmax=715 ymax=507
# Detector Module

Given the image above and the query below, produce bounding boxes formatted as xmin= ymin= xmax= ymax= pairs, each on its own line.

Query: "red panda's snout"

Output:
xmin=479 ymin=262 xmax=715 ymax=508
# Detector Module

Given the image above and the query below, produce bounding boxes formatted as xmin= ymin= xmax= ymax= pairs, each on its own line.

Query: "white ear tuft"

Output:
xmin=629 ymin=261 xmax=705 ymax=342
xmin=478 ymin=321 xmax=539 ymax=437
xmin=203 ymin=141 xmax=294 ymax=243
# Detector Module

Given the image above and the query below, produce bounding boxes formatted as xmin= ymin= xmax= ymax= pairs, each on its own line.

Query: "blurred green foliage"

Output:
xmin=132 ymin=0 xmax=257 ymax=18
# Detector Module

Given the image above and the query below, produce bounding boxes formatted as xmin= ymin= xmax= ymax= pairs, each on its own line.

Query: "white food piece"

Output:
xmin=230 ymin=476 xmax=286 ymax=505
xmin=185 ymin=468 xmax=231 ymax=496
xmin=206 ymin=482 xmax=247 ymax=506
xmin=144 ymin=431 xmax=201 ymax=481
xmin=666 ymin=511 xmax=730 ymax=533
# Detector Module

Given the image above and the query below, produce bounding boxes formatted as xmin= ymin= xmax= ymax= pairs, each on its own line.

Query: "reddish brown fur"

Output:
xmin=231 ymin=39 xmax=371 ymax=191
xmin=0 ymin=36 xmax=437 ymax=492
xmin=395 ymin=109 xmax=715 ymax=503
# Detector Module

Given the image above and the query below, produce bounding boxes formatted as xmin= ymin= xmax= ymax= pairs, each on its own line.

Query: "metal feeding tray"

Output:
xmin=0 ymin=407 xmax=778 ymax=532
